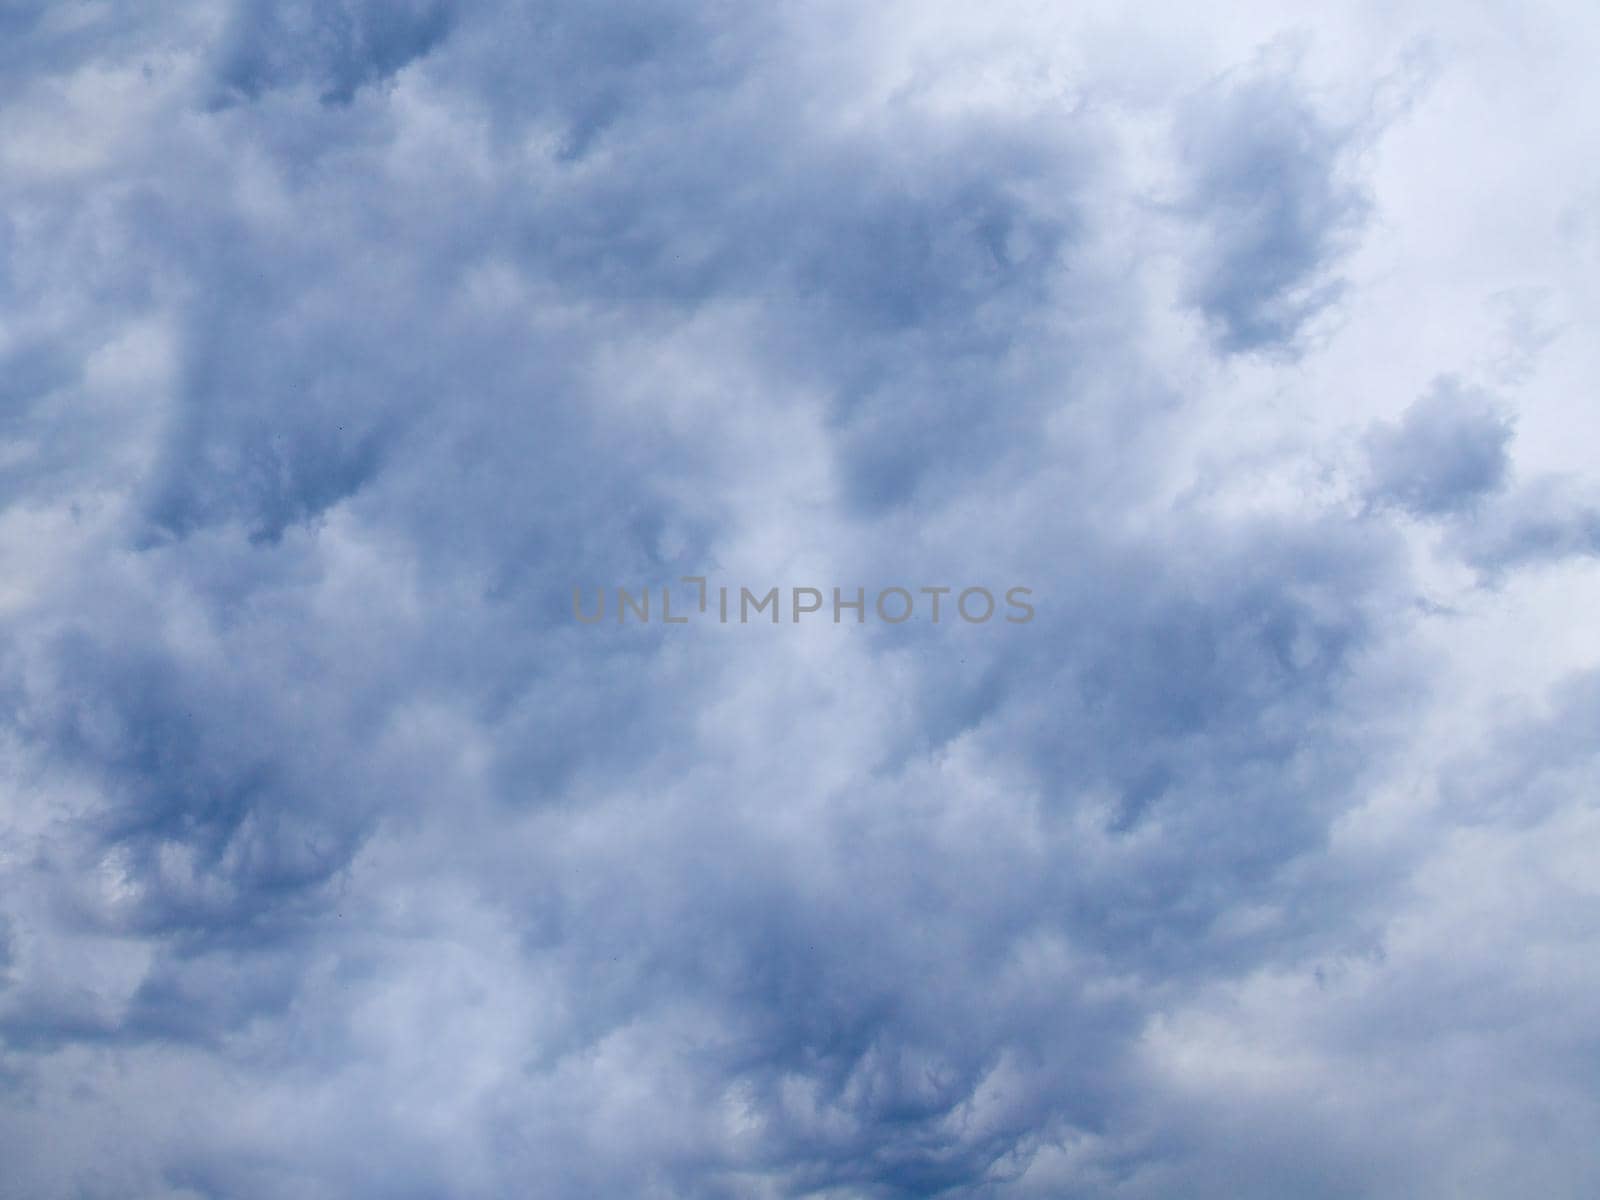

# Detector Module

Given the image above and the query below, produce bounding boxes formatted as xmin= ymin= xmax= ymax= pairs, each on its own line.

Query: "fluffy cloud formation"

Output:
xmin=2 ymin=2 xmax=1599 ymax=1198
xmin=1364 ymin=377 xmax=1511 ymax=516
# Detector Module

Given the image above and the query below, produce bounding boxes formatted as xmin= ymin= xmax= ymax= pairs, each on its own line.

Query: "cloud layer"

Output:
xmin=2 ymin=2 xmax=1599 ymax=1197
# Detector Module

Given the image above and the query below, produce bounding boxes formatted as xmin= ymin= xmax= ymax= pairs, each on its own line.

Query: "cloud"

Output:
xmin=2 ymin=2 xmax=1599 ymax=1198
xmin=1360 ymin=378 xmax=1600 ymax=580
xmin=1363 ymin=376 xmax=1512 ymax=517
xmin=1175 ymin=56 xmax=1370 ymax=355
xmin=1446 ymin=474 xmax=1600 ymax=576
xmin=211 ymin=0 xmax=455 ymax=107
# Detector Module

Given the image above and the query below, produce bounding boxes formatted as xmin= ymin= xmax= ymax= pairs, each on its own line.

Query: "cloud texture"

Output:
xmin=2 ymin=2 xmax=1600 ymax=1197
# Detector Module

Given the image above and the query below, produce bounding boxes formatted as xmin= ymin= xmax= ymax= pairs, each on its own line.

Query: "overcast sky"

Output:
xmin=3 ymin=2 xmax=1600 ymax=1197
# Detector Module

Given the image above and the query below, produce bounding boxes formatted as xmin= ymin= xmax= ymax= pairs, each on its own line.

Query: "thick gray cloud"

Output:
xmin=212 ymin=0 xmax=454 ymax=106
xmin=1364 ymin=377 xmax=1512 ymax=517
xmin=1447 ymin=475 xmax=1600 ymax=577
xmin=1175 ymin=59 xmax=1369 ymax=356
xmin=2 ymin=2 xmax=1599 ymax=1198
xmin=1361 ymin=380 xmax=1600 ymax=580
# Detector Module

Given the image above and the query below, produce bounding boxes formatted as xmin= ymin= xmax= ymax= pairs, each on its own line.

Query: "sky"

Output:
xmin=2 ymin=1 xmax=1599 ymax=1197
